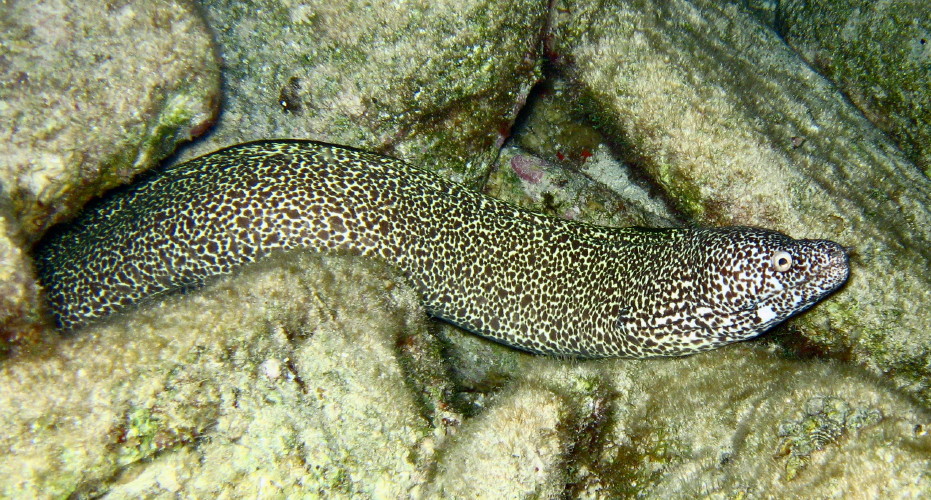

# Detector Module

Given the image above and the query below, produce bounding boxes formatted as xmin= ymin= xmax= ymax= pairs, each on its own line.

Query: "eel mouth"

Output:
xmin=810 ymin=242 xmax=851 ymax=292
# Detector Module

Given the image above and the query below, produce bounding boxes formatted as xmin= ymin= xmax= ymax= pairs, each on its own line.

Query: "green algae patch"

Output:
xmin=116 ymin=407 xmax=164 ymax=466
xmin=776 ymin=396 xmax=884 ymax=480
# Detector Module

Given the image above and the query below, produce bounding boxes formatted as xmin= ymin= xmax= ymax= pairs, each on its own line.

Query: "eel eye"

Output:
xmin=771 ymin=251 xmax=793 ymax=272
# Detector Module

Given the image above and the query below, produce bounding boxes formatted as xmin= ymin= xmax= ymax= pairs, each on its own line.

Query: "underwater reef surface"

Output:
xmin=1 ymin=250 xmax=929 ymax=497
xmin=0 ymin=0 xmax=221 ymax=341
xmin=0 ymin=0 xmax=220 ymax=239
xmin=187 ymin=0 xmax=548 ymax=185
xmin=776 ymin=0 xmax=931 ymax=177
xmin=1 ymin=0 xmax=929 ymax=496
xmin=551 ymin=0 xmax=931 ymax=404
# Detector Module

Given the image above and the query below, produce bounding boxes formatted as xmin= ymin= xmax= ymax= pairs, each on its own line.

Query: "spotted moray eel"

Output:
xmin=34 ymin=140 xmax=849 ymax=357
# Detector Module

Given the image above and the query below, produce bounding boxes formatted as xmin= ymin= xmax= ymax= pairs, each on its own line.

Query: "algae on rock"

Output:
xmin=0 ymin=252 xmax=446 ymax=498
xmin=0 ymin=0 xmax=221 ymax=348
xmin=0 ymin=0 xmax=221 ymax=237
xmin=3 ymin=250 xmax=927 ymax=497
xmin=191 ymin=0 xmax=548 ymax=185
xmin=776 ymin=0 xmax=931 ymax=177
xmin=0 ymin=205 xmax=44 ymax=351
xmin=550 ymin=0 xmax=931 ymax=404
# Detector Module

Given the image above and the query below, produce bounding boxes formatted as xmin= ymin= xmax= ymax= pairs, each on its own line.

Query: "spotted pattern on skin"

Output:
xmin=34 ymin=140 xmax=850 ymax=358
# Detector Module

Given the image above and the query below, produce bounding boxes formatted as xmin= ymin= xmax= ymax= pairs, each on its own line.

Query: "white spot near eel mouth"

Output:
xmin=757 ymin=305 xmax=777 ymax=322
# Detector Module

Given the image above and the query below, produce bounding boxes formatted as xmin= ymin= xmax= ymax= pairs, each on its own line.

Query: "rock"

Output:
xmin=0 ymin=205 xmax=44 ymax=350
xmin=550 ymin=0 xmax=931 ymax=404
xmin=485 ymin=145 xmax=675 ymax=230
xmin=6 ymin=0 xmax=931 ymax=495
xmin=776 ymin=0 xmax=931 ymax=176
xmin=426 ymin=384 xmax=571 ymax=498
xmin=189 ymin=0 xmax=548 ymax=184
xmin=4 ymin=251 xmax=926 ymax=497
xmin=0 ymin=0 xmax=221 ymax=348
xmin=575 ymin=348 xmax=931 ymax=496
xmin=0 ymin=252 xmax=450 ymax=498
xmin=0 ymin=0 xmax=221 ymax=237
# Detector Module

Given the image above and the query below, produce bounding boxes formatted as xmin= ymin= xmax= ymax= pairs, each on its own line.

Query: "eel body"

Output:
xmin=35 ymin=140 xmax=849 ymax=357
